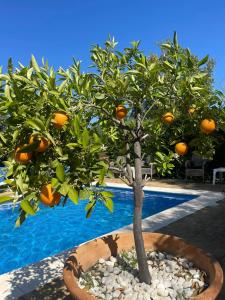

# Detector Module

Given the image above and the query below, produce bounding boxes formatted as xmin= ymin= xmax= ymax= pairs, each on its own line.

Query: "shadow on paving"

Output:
xmin=2 ymin=250 xmax=74 ymax=300
xmin=158 ymin=198 xmax=225 ymax=300
xmin=17 ymin=278 xmax=72 ymax=300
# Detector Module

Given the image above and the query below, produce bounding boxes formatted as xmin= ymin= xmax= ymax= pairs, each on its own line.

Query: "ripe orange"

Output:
xmin=116 ymin=105 xmax=127 ymax=120
xmin=162 ymin=112 xmax=174 ymax=124
xmin=175 ymin=142 xmax=188 ymax=156
xmin=15 ymin=146 xmax=32 ymax=164
xmin=29 ymin=135 xmax=49 ymax=153
xmin=52 ymin=112 xmax=68 ymax=129
xmin=40 ymin=184 xmax=61 ymax=207
xmin=200 ymin=119 xmax=216 ymax=134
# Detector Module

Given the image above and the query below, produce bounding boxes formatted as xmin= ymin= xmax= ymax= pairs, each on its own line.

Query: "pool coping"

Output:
xmin=0 ymin=184 xmax=224 ymax=299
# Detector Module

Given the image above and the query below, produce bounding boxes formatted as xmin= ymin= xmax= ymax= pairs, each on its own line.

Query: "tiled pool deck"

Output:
xmin=0 ymin=179 xmax=225 ymax=299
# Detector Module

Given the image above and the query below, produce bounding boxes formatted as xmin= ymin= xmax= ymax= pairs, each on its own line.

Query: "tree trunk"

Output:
xmin=133 ymin=114 xmax=151 ymax=284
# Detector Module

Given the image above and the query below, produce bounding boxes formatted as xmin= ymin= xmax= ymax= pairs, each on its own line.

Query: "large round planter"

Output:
xmin=63 ymin=232 xmax=223 ymax=300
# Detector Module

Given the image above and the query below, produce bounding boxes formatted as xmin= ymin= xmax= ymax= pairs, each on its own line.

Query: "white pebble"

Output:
xmin=78 ymin=250 xmax=206 ymax=300
xmin=99 ymin=258 xmax=105 ymax=264
xmin=112 ymin=289 xmax=121 ymax=298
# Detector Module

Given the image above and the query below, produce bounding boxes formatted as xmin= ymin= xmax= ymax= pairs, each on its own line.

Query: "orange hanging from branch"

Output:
xmin=175 ymin=142 xmax=188 ymax=156
xmin=52 ymin=112 xmax=69 ymax=129
xmin=15 ymin=146 xmax=32 ymax=164
xmin=29 ymin=135 xmax=49 ymax=153
xmin=116 ymin=105 xmax=127 ymax=120
xmin=40 ymin=184 xmax=61 ymax=207
xmin=162 ymin=112 xmax=174 ymax=124
xmin=200 ymin=119 xmax=216 ymax=134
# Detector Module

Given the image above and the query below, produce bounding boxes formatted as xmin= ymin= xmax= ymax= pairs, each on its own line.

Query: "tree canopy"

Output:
xmin=0 ymin=33 xmax=224 ymax=225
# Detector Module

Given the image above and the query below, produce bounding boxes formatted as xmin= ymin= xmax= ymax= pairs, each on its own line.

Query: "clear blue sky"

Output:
xmin=2 ymin=0 xmax=225 ymax=89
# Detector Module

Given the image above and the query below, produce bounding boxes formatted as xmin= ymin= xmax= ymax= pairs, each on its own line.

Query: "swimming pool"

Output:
xmin=0 ymin=187 xmax=196 ymax=275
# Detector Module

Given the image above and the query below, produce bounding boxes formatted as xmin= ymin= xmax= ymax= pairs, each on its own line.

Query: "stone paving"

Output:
xmin=159 ymin=198 xmax=225 ymax=300
xmin=4 ymin=179 xmax=225 ymax=299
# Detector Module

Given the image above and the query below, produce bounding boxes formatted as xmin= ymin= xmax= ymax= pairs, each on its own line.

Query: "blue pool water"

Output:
xmin=0 ymin=187 xmax=196 ymax=275
xmin=0 ymin=168 xmax=5 ymax=182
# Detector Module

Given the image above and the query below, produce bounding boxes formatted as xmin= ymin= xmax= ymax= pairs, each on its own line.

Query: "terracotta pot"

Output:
xmin=63 ymin=232 xmax=223 ymax=300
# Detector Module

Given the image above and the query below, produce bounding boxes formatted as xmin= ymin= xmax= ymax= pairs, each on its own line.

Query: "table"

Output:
xmin=213 ymin=168 xmax=225 ymax=185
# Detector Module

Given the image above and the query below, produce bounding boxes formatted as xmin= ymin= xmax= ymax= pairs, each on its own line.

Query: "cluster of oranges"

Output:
xmin=15 ymin=112 xmax=69 ymax=164
xmin=162 ymin=111 xmax=216 ymax=156
xmin=115 ymin=106 xmax=217 ymax=156
xmin=14 ymin=112 xmax=68 ymax=207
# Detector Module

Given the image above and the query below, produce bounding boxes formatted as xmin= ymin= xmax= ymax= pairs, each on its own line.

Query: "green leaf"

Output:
xmin=6 ymin=167 xmax=14 ymax=178
xmin=98 ymin=168 xmax=106 ymax=185
xmin=0 ymin=194 xmax=13 ymax=203
xmin=95 ymin=93 xmax=105 ymax=100
xmin=85 ymin=201 xmax=96 ymax=218
xmin=31 ymin=55 xmax=40 ymax=72
xmin=66 ymin=143 xmax=80 ymax=149
xmin=55 ymin=146 xmax=63 ymax=156
xmin=5 ymin=84 xmax=12 ymax=101
xmin=72 ymin=116 xmax=80 ymax=136
xmin=127 ymin=70 xmax=142 ymax=75
xmin=26 ymin=118 xmax=45 ymax=131
xmin=13 ymin=74 xmax=31 ymax=84
xmin=0 ymin=74 xmax=10 ymax=81
xmin=97 ymin=161 xmax=108 ymax=168
xmin=20 ymin=199 xmax=35 ymax=215
xmin=79 ymin=190 xmax=90 ymax=200
xmin=68 ymin=186 xmax=79 ymax=204
xmin=103 ymin=197 xmax=114 ymax=213
xmin=51 ymin=177 xmax=59 ymax=187
xmin=16 ymin=176 xmax=25 ymax=193
xmin=7 ymin=58 xmax=13 ymax=74
xmin=15 ymin=211 xmax=26 ymax=227
xmin=90 ymin=145 xmax=101 ymax=153
xmin=45 ymin=132 xmax=56 ymax=145
xmin=198 ymin=55 xmax=209 ymax=67
xmin=101 ymin=191 xmax=114 ymax=198
xmin=161 ymin=43 xmax=171 ymax=50
xmin=93 ymin=133 xmax=101 ymax=144
xmin=81 ymin=128 xmax=89 ymax=148
xmin=58 ymin=79 xmax=68 ymax=93
xmin=56 ymin=163 xmax=65 ymax=182
xmin=163 ymin=61 xmax=174 ymax=70
xmin=12 ymin=130 xmax=19 ymax=143
xmin=59 ymin=182 xmax=69 ymax=196
xmin=17 ymin=143 xmax=37 ymax=153
xmin=190 ymin=86 xmax=204 ymax=91
xmin=58 ymin=98 xmax=68 ymax=110
xmin=173 ymin=31 xmax=178 ymax=50
xmin=193 ymin=73 xmax=208 ymax=79
xmin=27 ymin=68 xmax=33 ymax=80
xmin=155 ymin=151 xmax=164 ymax=160
xmin=4 ymin=179 xmax=14 ymax=185
xmin=0 ymin=132 xmax=6 ymax=144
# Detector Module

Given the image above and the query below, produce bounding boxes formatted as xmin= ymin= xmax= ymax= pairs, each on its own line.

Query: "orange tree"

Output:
xmin=65 ymin=34 xmax=223 ymax=283
xmin=0 ymin=33 xmax=224 ymax=284
xmin=0 ymin=57 xmax=114 ymax=224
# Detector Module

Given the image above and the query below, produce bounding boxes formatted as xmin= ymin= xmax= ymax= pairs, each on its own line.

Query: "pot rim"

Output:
xmin=63 ymin=232 xmax=223 ymax=300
